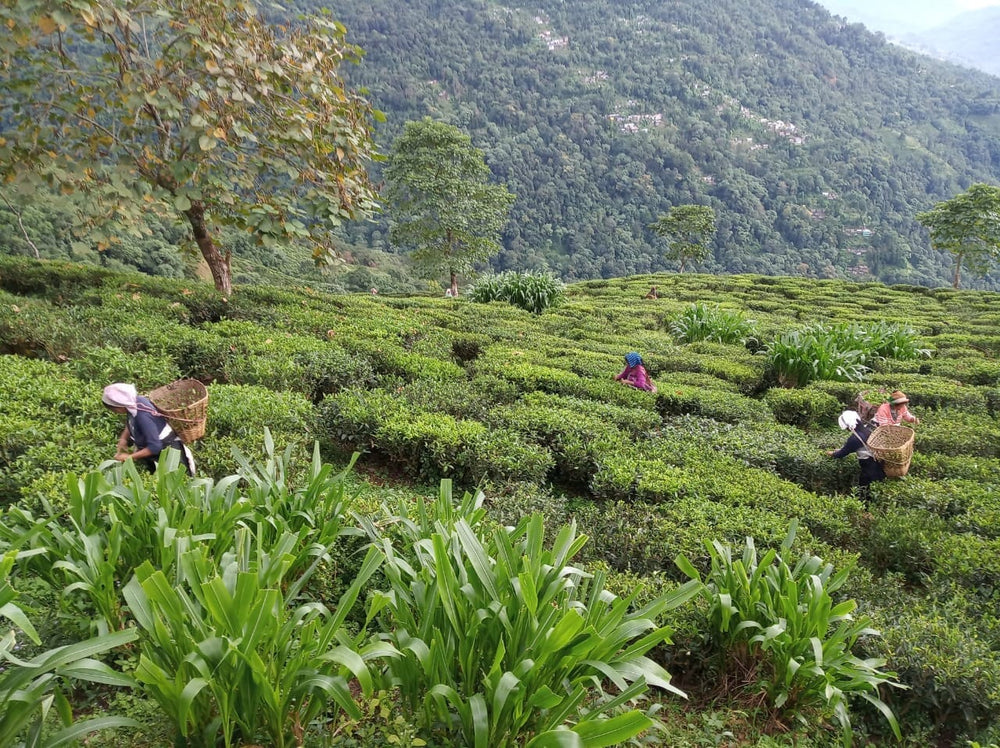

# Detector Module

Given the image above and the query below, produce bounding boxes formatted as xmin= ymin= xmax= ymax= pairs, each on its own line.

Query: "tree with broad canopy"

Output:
xmin=383 ymin=118 xmax=514 ymax=297
xmin=916 ymin=183 xmax=1000 ymax=289
xmin=0 ymin=0 xmax=382 ymax=295
xmin=649 ymin=204 xmax=717 ymax=274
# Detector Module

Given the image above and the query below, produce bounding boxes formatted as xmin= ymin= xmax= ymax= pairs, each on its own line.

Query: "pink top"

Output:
xmin=873 ymin=402 xmax=917 ymax=426
xmin=616 ymin=364 xmax=657 ymax=392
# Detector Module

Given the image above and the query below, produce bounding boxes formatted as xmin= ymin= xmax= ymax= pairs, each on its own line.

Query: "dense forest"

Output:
xmin=3 ymin=0 xmax=1000 ymax=290
xmin=311 ymin=0 xmax=1000 ymax=288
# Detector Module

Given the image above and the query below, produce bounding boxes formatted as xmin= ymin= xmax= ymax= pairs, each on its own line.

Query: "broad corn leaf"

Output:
xmin=573 ymin=711 xmax=654 ymax=748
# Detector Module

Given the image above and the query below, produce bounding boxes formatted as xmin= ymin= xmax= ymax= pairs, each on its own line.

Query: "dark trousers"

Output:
xmin=857 ymin=457 xmax=886 ymax=504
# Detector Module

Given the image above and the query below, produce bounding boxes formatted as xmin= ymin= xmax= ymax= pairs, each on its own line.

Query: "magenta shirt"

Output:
xmin=617 ymin=364 xmax=656 ymax=392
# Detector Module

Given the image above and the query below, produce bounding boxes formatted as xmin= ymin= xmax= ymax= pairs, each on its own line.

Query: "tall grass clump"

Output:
xmin=766 ymin=325 xmax=869 ymax=388
xmin=361 ymin=481 xmax=700 ymax=747
xmin=766 ymin=321 xmax=930 ymax=388
xmin=825 ymin=321 xmax=932 ymax=363
xmin=675 ymin=522 xmax=903 ymax=745
xmin=669 ymin=303 xmax=756 ymax=345
xmin=468 ymin=271 xmax=565 ymax=314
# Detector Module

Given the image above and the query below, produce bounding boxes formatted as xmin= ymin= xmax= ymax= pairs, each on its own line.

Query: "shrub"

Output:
xmin=468 ymin=270 xmax=565 ymax=314
xmin=69 ymin=345 xmax=180 ymax=391
xmin=668 ymin=303 xmax=756 ymax=345
xmin=764 ymin=386 xmax=842 ymax=428
xmin=654 ymin=381 xmax=773 ymax=424
xmin=871 ymin=600 xmax=1000 ymax=737
xmin=676 ymin=524 xmax=903 ymax=744
xmin=915 ymin=408 xmax=1000 ymax=457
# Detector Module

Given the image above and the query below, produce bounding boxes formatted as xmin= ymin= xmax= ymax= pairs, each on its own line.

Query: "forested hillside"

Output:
xmin=308 ymin=0 xmax=1000 ymax=287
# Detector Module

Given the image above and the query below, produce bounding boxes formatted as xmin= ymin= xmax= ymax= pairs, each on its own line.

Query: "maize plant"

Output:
xmin=362 ymin=480 xmax=700 ymax=747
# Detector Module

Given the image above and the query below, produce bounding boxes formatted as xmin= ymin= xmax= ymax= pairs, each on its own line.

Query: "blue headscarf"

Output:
xmin=625 ymin=352 xmax=642 ymax=368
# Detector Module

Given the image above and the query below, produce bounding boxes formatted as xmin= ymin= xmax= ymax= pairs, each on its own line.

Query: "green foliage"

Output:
xmin=383 ymin=118 xmax=515 ymax=292
xmin=68 ymin=346 xmax=180 ymax=391
xmin=1 ymin=551 xmax=139 ymax=747
xmin=766 ymin=320 xmax=931 ymax=388
xmin=871 ymin=597 xmax=1000 ymax=736
xmin=0 ymin=0 xmax=381 ymax=294
xmin=362 ymin=482 xmax=699 ymax=747
xmin=668 ymin=303 xmax=756 ymax=345
xmin=124 ymin=541 xmax=386 ymax=748
xmin=655 ymin=381 xmax=774 ymax=424
xmin=764 ymin=387 xmax=842 ymax=428
xmin=468 ymin=270 xmax=566 ymax=314
xmin=917 ymin=184 xmax=1000 ymax=288
xmin=650 ymin=205 xmax=717 ymax=273
xmin=676 ymin=525 xmax=903 ymax=744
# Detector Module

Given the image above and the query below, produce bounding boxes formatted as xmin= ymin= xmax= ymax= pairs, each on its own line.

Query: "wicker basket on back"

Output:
xmin=148 ymin=379 xmax=208 ymax=443
xmin=867 ymin=424 xmax=914 ymax=478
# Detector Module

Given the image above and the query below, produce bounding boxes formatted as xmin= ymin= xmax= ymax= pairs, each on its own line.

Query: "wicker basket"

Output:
xmin=148 ymin=379 xmax=208 ymax=443
xmin=867 ymin=424 xmax=914 ymax=478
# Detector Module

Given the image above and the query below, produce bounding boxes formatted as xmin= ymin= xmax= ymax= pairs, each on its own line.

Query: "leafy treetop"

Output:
xmin=383 ymin=118 xmax=515 ymax=296
xmin=916 ymin=183 xmax=1000 ymax=289
xmin=0 ymin=0 xmax=383 ymax=295
xmin=650 ymin=204 xmax=717 ymax=273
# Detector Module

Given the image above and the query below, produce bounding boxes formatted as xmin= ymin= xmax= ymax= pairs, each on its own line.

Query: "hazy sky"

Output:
xmin=818 ymin=0 xmax=1000 ymax=32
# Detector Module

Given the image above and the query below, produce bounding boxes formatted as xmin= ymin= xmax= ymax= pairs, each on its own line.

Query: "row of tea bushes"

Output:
xmin=5 ymin=257 xmax=1000 ymax=742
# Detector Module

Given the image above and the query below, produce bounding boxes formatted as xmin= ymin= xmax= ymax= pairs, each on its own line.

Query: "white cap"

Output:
xmin=838 ymin=410 xmax=861 ymax=431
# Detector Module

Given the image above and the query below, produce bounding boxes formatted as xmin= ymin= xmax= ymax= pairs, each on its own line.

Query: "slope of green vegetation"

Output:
xmin=303 ymin=0 xmax=1000 ymax=288
xmin=2 ymin=256 xmax=1000 ymax=745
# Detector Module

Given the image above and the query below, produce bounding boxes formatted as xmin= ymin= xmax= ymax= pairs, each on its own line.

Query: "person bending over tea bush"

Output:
xmin=827 ymin=410 xmax=883 ymax=504
xmin=102 ymin=383 xmax=195 ymax=475
xmin=873 ymin=389 xmax=920 ymax=426
xmin=615 ymin=351 xmax=657 ymax=393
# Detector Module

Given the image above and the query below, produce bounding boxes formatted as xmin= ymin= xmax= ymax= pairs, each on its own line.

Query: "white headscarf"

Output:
xmin=102 ymin=383 xmax=138 ymax=415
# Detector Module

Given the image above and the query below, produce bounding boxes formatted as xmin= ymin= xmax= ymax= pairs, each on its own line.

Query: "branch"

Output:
xmin=0 ymin=190 xmax=41 ymax=259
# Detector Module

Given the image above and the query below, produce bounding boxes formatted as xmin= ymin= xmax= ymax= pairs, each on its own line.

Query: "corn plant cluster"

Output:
xmin=1 ymin=551 xmax=140 ymax=746
xmin=359 ymin=482 xmax=701 ymax=747
xmin=766 ymin=321 xmax=932 ymax=388
xmin=4 ymin=256 xmax=1000 ymax=743
xmin=668 ymin=302 xmax=757 ymax=345
xmin=467 ymin=270 xmax=566 ymax=314
xmin=677 ymin=523 xmax=903 ymax=746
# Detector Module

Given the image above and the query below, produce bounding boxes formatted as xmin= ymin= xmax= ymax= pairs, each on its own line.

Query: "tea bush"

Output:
xmin=69 ymin=346 xmax=181 ymax=391
xmin=764 ymin=386 xmax=842 ymax=428
xmin=654 ymin=382 xmax=773 ymax=423
xmin=205 ymin=384 xmax=315 ymax=441
xmin=871 ymin=599 xmax=1000 ymax=736
xmin=573 ymin=497 xmax=815 ymax=578
xmin=915 ymin=408 xmax=1000 ymax=457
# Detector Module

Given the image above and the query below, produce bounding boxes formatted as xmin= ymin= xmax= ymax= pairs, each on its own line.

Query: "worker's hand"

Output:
xmin=114 ymin=451 xmax=131 ymax=462
xmin=913 ymin=418 xmax=921 ymax=426
xmin=825 ymin=450 xmax=835 ymax=457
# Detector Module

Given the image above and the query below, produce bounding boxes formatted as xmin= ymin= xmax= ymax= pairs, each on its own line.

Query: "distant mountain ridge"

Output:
xmin=906 ymin=7 xmax=1000 ymax=77
xmin=296 ymin=0 xmax=1000 ymax=288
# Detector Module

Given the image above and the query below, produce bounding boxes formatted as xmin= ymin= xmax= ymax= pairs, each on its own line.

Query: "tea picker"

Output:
xmin=102 ymin=381 xmax=200 ymax=476
xmin=827 ymin=410 xmax=885 ymax=505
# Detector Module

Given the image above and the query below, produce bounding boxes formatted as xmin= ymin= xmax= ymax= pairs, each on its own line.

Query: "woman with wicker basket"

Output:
xmin=827 ymin=410 xmax=885 ymax=504
xmin=102 ymin=383 xmax=195 ymax=476
xmin=873 ymin=390 xmax=920 ymax=427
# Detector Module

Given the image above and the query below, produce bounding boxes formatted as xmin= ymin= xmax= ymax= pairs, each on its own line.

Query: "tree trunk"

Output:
xmin=952 ymin=254 xmax=963 ymax=289
xmin=449 ymin=269 xmax=459 ymax=298
xmin=184 ymin=202 xmax=231 ymax=295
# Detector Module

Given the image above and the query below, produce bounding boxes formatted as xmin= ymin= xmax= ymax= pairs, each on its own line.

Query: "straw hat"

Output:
xmin=889 ymin=390 xmax=909 ymax=405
